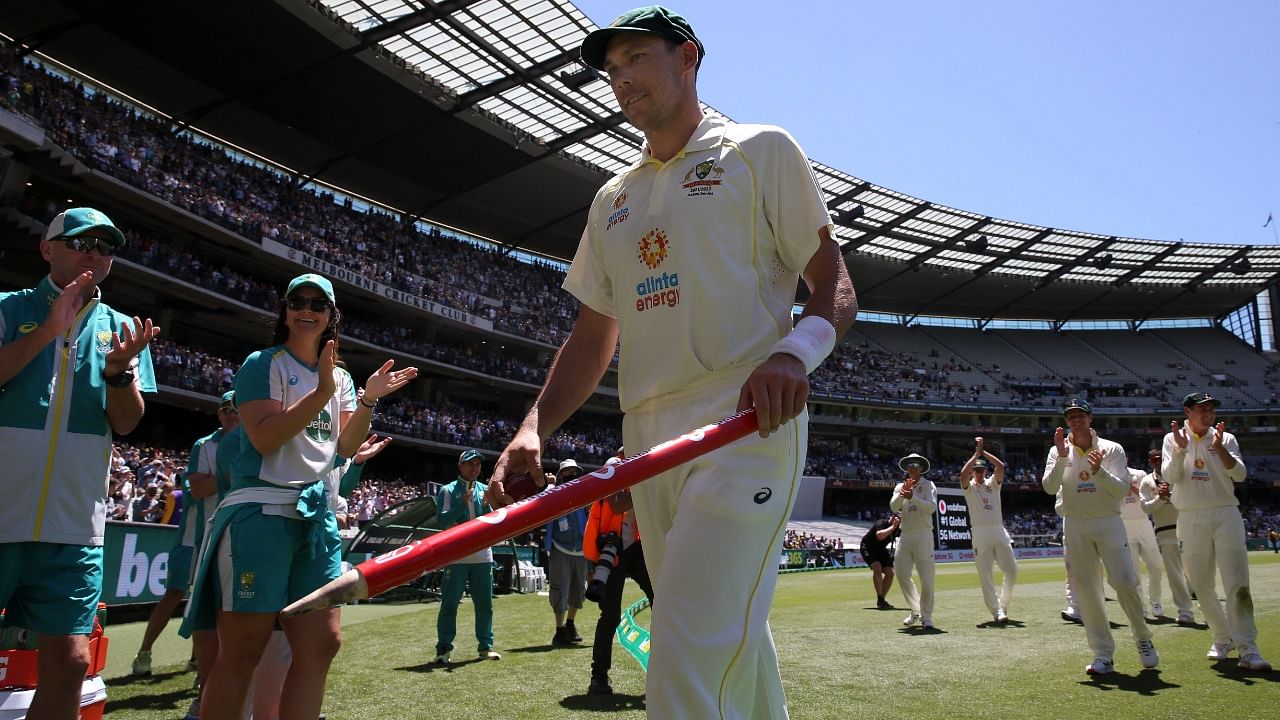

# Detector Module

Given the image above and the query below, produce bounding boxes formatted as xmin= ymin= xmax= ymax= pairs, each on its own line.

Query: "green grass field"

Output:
xmin=98 ymin=554 xmax=1279 ymax=719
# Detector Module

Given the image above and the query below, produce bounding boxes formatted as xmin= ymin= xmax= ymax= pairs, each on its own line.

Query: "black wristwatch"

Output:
xmin=103 ymin=368 xmax=136 ymax=388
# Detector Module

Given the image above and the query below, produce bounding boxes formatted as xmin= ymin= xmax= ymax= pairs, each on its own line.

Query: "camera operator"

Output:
xmin=860 ymin=513 xmax=900 ymax=609
xmin=583 ymin=454 xmax=654 ymax=695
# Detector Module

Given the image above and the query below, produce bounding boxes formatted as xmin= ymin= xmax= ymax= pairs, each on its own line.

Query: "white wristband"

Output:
xmin=769 ymin=316 xmax=837 ymax=374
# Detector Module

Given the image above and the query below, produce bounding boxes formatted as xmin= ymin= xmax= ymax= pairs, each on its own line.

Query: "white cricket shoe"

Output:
xmin=902 ymin=613 xmax=921 ymax=627
xmin=1061 ymin=606 xmax=1081 ymax=623
xmin=995 ymin=608 xmax=1009 ymax=624
xmin=1136 ymin=639 xmax=1159 ymax=669
xmin=1085 ymin=658 xmax=1115 ymax=675
xmin=1206 ymin=642 xmax=1235 ymax=660
xmin=1150 ymin=602 xmax=1164 ymax=618
xmin=1238 ymin=652 xmax=1272 ymax=672
xmin=1175 ymin=611 xmax=1195 ymax=625
xmin=921 ymin=617 xmax=935 ymax=630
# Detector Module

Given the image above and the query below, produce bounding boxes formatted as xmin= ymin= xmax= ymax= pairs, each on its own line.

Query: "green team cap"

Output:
xmin=580 ymin=5 xmax=704 ymax=71
xmin=459 ymin=449 xmax=484 ymax=463
xmin=45 ymin=207 xmax=126 ymax=247
xmin=286 ymin=273 xmax=336 ymax=304
xmin=1062 ymin=397 xmax=1092 ymax=415
xmin=1182 ymin=392 xmax=1220 ymax=408
xmin=219 ymin=391 xmax=235 ymax=408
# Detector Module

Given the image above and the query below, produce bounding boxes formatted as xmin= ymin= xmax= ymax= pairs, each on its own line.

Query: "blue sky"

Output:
xmin=573 ymin=0 xmax=1279 ymax=247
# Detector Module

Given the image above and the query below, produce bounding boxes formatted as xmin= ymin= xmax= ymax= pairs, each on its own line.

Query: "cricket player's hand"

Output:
xmin=1210 ymin=422 xmax=1227 ymax=452
xmin=316 ymin=340 xmax=338 ymax=398
xmin=1158 ymin=481 xmax=1171 ymax=499
xmin=488 ymin=427 xmax=543 ymax=507
xmin=738 ymin=353 xmax=809 ymax=438
xmin=1053 ymin=427 xmax=1069 ymax=457
xmin=353 ymin=434 xmax=392 ymax=464
xmin=104 ymin=315 xmax=160 ymax=377
xmin=1087 ymin=449 xmax=1104 ymax=474
xmin=1170 ymin=420 xmax=1190 ymax=449
xmin=974 ymin=436 xmax=984 ymax=453
xmin=40 ymin=271 xmax=91 ymax=341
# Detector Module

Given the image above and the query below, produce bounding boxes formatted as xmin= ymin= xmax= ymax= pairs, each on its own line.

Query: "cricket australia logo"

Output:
xmin=608 ymin=190 xmax=630 ymax=230
xmin=306 ymin=409 xmax=334 ymax=442
xmin=1194 ymin=458 xmax=1206 ymax=469
xmin=682 ymin=158 xmax=724 ymax=196
xmin=238 ymin=571 xmax=256 ymax=599
xmin=637 ymin=229 xmax=669 ymax=269
xmin=95 ymin=330 xmax=114 ymax=353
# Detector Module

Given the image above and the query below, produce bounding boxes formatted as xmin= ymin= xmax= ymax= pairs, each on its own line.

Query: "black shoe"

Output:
xmin=588 ymin=675 xmax=613 ymax=695
xmin=552 ymin=626 xmax=574 ymax=647
xmin=566 ymin=620 xmax=583 ymax=643
xmin=876 ymin=597 xmax=892 ymax=610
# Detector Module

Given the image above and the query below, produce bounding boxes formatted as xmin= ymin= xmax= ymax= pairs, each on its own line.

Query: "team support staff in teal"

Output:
xmin=433 ymin=449 xmax=502 ymax=664
xmin=0 ymin=207 xmax=158 ymax=720
xmin=195 ymin=274 xmax=417 ymax=720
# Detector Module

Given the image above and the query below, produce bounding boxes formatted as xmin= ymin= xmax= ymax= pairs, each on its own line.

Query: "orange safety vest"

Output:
xmin=583 ymin=495 xmax=639 ymax=564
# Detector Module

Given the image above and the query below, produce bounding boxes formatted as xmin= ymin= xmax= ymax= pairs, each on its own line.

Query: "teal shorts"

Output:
xmin=214 ymin=507 xmax=342 ymax=613
xmin=0 ymin=542 xmax=103 ymax=635
xmin=165 ymin=544 xmax=194 ymax=592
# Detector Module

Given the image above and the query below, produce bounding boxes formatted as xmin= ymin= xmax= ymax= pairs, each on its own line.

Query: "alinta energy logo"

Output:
xmin=608 ymin=190 xmax=630 ymax=230
xmin=635 ymin=229 xmax=679 ymax=313
xmin=306 ymin=408 xmax=334 ymax=442
xmin=682 ymin=158 xmax=724 ymax=197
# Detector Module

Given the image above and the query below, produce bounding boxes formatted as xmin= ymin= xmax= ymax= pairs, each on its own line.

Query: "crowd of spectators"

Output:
xmin=7 ymin=48 xmax=1280 ymax=531
xmin=1243 ymin=502 xmax=1280 ymax=542
xmin=10 ymin=50 xmax=1275 ymax=414
xmin=0 ymin=53 xmax=578 ymax=347
xmin=106 ymin=443 xmax=189 ymax=524
xmin=783 ymin=529 xmax=844 ymax=552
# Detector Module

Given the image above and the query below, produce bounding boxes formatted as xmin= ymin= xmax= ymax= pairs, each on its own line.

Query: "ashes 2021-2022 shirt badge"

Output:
xmin=634 ymin=229 xmax=679 ymax=313
xmin=682 ymin=159 xmax=723 ymax=197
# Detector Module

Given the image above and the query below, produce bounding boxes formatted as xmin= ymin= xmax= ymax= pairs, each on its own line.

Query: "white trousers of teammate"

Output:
xmin=1123 ymin=520 xmax=1164 ymax=610
xmin=895 ymin=529 xmax=935 ymax=621
xmin=627 ymin=372 xmax=803 ymax=720
xmin=971 ymin=525 xmax=1017 ymax=616
xmin=1064 ymin=516 xmax=1152 ymax=661
xmin=1177 ymin=507 xmax=1260 ymax=652
xmin=1152 ymin=527 xmax=1194 ymax=616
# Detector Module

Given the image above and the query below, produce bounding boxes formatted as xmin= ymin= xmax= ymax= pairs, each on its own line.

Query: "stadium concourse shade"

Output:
xmin=3 ymin=0 xmax=1277 ymax=321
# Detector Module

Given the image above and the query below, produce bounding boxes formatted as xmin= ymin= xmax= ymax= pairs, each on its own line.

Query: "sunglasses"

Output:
xmin=286 ymin=296 xmax=332 ymax=313
xmin=55 ymin=236 xmax=118 ymax=256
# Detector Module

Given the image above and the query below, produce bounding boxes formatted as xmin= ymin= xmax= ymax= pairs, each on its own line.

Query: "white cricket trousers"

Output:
xmin=1177 ymin=506 xmax=1260 ymax=652
xmin=1064 ymin=516 xmax=1152 ymax=661
xmin=894 ymin=529 xmax=935 ymax=620
xmin=1153 ymin=526 xmax=1194 ymax=615
xmin=1124 ymin=519 xmax=1164 ymax=609
xmin=971 ymin=525 xmax=1017 ymax=615
xmin=627 ymin=372 xmax=804 ymax=720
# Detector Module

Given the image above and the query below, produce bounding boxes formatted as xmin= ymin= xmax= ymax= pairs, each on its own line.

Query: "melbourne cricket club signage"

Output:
xmin=934 ymin=487 xmax=973 ymax=552
xmin=261 ymin=239 xmax=494 ymax=330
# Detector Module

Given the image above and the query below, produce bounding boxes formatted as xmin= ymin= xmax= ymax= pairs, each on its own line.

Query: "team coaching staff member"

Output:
xmin=488 ymin=6 xmax=857 ymax=717
xmin=0 ymin=207 xmax=158 ymax=720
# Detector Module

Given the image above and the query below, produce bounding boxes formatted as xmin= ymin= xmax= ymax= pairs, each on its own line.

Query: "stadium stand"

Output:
xmin=1 ymin=25 xmax=1278 ymax=544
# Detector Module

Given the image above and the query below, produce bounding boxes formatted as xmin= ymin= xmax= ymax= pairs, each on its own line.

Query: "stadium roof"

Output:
xmin=4 ymin=0 xmax=1278 ymax=322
